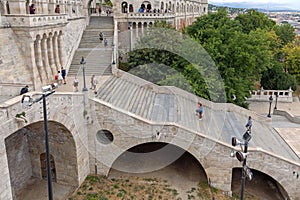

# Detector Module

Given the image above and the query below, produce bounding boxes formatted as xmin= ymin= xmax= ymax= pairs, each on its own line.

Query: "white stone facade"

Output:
xmin=113 ymin=0 xmax=208 ymax=30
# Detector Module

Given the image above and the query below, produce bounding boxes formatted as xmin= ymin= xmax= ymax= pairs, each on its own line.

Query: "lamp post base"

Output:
xmin=82 ymin=88 xmax=88 ymax=92
xmin=267 ymin=114 xmax=271 ymax=118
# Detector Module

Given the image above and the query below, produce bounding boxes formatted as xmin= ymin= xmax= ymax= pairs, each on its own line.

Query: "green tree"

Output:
xmin=273 ymin=23 xmax=296 ymax=46
xmin=187 ymin=10 xmax=273 ymax=107
xmin=261 ymin=62 xmax=297 ymax=90
xmin=234 ymin=9 xmax=275 ymax=34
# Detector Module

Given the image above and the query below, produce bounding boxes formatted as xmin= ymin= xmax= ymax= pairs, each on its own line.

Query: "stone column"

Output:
xmin=58 ymin=32 xmax=66 ymax=68
xmin=141 ymin=23 xmax=144 ymax=36
xmin=35 ymin=39 xmax=47 ymax=84
xmin=47 ymin=35 xmax=56 ymax=75
xmin=41 ymin=37 xmax=52 ymax=80
xmin=40 ymin=0 xmax=49 ymax=14
xmin=135 ymin=23 xmax=139 ymax=39
xmin=7 ymin=0 xmax=27 ymax=14
xmin=52 ymin=33 xmax=61 ymax=69
xmin=27 ymin=41 xmax=41 ymax=90
xmin=0 ymin=142 xmax=13 ymax=200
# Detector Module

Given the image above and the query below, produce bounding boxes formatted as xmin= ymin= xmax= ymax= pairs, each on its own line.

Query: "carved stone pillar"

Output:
xmin=35 ymin=38 xmax=47 ymax=83
xmin=40 ymin=0 xmax=49 ymax=14
xmin=58 ymin=32 xmax=66 ymax=68
xmin=52 ymin=33 xmax=61 ymax=69
xmin=41 ymin=36 xmax=52 ymax=80
xmin=47 ymin=35 xmax=56 ymax=74
xmin=31 ymin=41 xmax=42 ymax=88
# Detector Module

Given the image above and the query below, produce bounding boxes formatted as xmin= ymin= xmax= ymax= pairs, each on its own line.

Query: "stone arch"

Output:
xmin=231 ymin=168 xmax=290 ymax=199
xmin=108 ymin=142 xmax=208 ymax=186
xmin=121 ymin=1 xmax=128 ymax=13
xmin=4 ymin=120 xmax=78 ymax=199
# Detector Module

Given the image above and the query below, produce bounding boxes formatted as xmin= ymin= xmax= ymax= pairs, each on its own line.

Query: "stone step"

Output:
xmin=104 ymin=78 xmax=124 ymax=103
xmin=115 ymin=81 xmax=131 ymax=108
xmin=128 ymin=85 xmax=143 ymax=113
xmin=68 ymin=15 xmax=114 ymax=77
xmin=96 ymin=76 xmax=117 ymax=99
xmin=135 ymin=87 xmax=148 ymax=116
xmin=123 ymin=83 xmax=139 ymax=111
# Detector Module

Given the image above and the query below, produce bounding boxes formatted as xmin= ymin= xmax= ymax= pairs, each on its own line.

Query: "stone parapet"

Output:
xmin=5 ymin=14 xmax=68 ymax=28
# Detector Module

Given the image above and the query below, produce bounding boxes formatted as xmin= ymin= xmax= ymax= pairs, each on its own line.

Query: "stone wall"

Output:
xmin=5 ymin=129 xmax=32 ymax=199
xmin=0 ymin=92 xmax=89 ymax=200
xmin=91 ymin=99 xmax=300 ymax=199
xmin=63 ymin=18 xmax=86 ymax=73
xmin=0 ymin=28 xmax=32 ymax=96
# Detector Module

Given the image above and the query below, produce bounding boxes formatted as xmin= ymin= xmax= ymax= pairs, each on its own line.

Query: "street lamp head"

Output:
xmin=80 ymin=56 xmax=86 ymax=65
xmin=245 ymin=167 xmax=253 ymax=181
xmin=236 ymin=151 xmax=248 ymax=162
xmin=42 ymin=83 xmax=58 ymax=93
xmin=232 ymin=137 xmax=243 ymax=146
xmin=243 ymin=131 xmax=252 ymax=142
xmin=269 ymin=95 xmax=273 ymax=103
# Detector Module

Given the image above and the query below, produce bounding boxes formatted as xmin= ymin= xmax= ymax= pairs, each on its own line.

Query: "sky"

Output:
xmin=209 ymin=0 xmax=300 ymax=10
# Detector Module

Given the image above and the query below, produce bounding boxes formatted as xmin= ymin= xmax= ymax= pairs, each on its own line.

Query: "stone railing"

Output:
xmin=248 ymin=88 xmax=293 ymax=102
xmin=273 ymin=109 xmax=300 ymax=124
xmin=126 ymin=12 xmax=175 ymax=19
xmin=4 ymin=14 xmax=68 ymax=27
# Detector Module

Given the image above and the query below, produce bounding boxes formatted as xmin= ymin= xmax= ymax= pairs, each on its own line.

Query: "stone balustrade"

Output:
xmin=125 ymin=12 xmax=175 ymax=19
xmin=248 ymin=88 xmax=293 ymax=102
xmin=4 ymin=14 xmax=68 ymax=28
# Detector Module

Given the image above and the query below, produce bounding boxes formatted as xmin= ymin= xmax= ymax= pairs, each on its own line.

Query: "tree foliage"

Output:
xmin=122 ymin=9 xmax=298 ymax=108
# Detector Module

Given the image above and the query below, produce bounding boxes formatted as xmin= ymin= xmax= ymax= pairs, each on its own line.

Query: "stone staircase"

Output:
xmin=95 ymin=72 xmax=300 ymax=162
xmin=68 ymin=16 xmax=114 ymax=77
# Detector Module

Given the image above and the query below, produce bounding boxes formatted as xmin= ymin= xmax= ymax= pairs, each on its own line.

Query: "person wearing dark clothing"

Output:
xmin=245 ymin=116 xmax=252 ymax=132
xmin=29 ymin=4 xmax=35 ymax=14
xmin=61 ymin=67 xmax=66 ymax=84
xmin=20 ymin=85 xmax=29 ymax=95
xmin=99 ymin=32 xmax=104 ymax=42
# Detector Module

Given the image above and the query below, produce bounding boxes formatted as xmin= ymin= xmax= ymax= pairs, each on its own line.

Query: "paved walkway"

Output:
xmin=249 ymin=100 xmax=300 ymax=161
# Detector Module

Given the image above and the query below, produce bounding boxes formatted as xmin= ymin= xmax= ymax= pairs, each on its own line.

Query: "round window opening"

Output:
xmin=96 ymin=130 xmax=114 ymax=144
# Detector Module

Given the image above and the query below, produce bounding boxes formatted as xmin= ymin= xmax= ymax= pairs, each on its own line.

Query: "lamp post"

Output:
xmin=274 ymin=92 xmax=279 ymax=110
xmin=267 ymin=95 xmax=273 ymax=118
xmin=21 ymin=83 xmax=58 ymax=200
xmin=80 ymin=56 xmax=88 ymax=92
xmin=112 ymin=43 xmax=115 ymax=64
xmin=231 ymin=131 xmax=253 ymax=200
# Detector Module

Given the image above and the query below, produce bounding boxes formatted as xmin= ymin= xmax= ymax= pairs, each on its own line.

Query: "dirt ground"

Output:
xmin=69 ymin=144 xmax=287 ymax=200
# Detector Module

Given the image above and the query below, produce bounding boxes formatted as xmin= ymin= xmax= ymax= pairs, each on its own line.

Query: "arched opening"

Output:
xmin=160 ymin=2 xmax=164 ymax=11
xmin=231 ymin=168 xmax=290 ymax=199
xmin=5 ymin=121 xmax=78 ymax=200
xmin=121 ymin=1 xmax=128 ymax=13
xmin=6 ymin=1 xmax=10 ymax=14
xmin=40 ymin=153 xmax=56 ymax=182
xmin=129 ymin=4 xmax=133 ymax=12
xmin=109 ymin=142 xmax=208 ymax=197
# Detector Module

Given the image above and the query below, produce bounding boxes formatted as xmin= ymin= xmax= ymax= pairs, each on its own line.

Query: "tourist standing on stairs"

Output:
xmin=73 ymin=76 xmax=79 ymax=92
xmin=99 ymin=32 xmax=104 ymax=42
xmin=104 ymin=38 xmax=108 ymax=47
xmin=90 ymin=75 xmax=97 ymax=90
xmin=245 ymin=116 xmax=252 ymax=132
xmin=196 ymin=102 xmax=204 ymax=120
